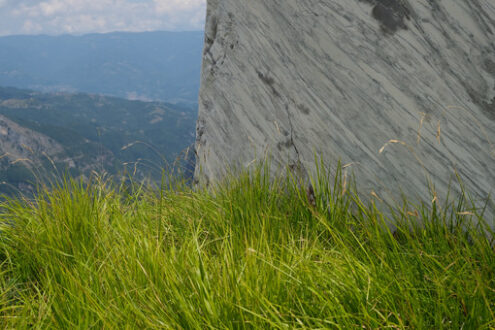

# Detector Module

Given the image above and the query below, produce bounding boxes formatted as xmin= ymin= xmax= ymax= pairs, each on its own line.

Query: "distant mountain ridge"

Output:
xmin=0 ymin=31 xmax=203 ymax=105
xmin=0 ymin=86 xmax=196 ymax=195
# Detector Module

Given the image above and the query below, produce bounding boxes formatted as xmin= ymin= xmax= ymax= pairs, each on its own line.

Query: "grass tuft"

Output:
xmin=0 ymin=165 xmax=494 ymax=328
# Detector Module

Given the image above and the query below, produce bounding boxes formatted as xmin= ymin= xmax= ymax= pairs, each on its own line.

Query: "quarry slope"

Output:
xmin=195 ymin=0 xmax=495 ymax=212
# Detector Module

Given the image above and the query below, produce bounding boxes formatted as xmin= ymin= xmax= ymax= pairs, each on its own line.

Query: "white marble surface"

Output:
xmin=195 ymin=0 xmax=495 ymax=216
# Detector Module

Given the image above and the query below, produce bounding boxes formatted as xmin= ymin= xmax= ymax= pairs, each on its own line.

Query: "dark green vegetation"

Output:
xmin=0 ymin=166 xmax=493 ymax=328
xmin=0 ymin=86 xmax=196 ymax=194
xmin=0 ymin=31 xmax=203 ymax=104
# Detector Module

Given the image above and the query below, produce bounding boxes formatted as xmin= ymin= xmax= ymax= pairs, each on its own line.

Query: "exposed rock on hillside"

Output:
xmin=195 ymin=0 xmax=495 ymax=212
xmin=0 ymin=114 xmax=65 ymax=162
xmin=0 ymin=115 xmax=68 ymax=193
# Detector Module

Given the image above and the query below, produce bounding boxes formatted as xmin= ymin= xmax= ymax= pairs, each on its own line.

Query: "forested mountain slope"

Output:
xmin=0 ymin=86 xmax=196 ymax=194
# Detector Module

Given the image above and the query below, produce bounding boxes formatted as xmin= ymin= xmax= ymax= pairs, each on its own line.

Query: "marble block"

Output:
xmin=195 ymin=0 xmax=495 ymax=218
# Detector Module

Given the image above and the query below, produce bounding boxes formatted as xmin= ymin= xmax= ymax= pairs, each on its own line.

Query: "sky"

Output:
xmin=0 ymin=0 xmax=206 ymax=36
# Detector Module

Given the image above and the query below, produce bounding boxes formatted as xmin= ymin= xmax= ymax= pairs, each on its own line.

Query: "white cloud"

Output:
xmin=22 ymin=19 xmax=43 ymax=34
xmin=0 ymin=0 xmax=206 ymax=36
xmin=153 ymin=0 xmax=205 ymax=14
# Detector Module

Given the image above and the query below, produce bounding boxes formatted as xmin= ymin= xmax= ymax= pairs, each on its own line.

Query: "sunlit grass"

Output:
xmin=0 ymin=164 xmax=493 ymax=328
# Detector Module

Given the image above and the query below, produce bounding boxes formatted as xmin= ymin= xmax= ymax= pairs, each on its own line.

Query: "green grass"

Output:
xmin=0 ymin=164 xmax=494 ymax=328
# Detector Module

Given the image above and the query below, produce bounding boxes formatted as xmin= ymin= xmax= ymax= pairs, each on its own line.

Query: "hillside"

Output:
xmin=0 ymin=31 xmax=203 ymax=104
xmin=0 ymin=86 xmax=196 ymax=194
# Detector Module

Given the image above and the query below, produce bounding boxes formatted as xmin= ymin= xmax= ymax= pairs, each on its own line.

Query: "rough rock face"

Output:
xmin=0 ymin=115 xmax=65 ymax=163
xmin=195 ymin=0 xmax=495 ymax=212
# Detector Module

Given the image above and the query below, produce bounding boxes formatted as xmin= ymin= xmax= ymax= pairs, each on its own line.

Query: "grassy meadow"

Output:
xmin=0 ymin=165 xmax=494 ymax=328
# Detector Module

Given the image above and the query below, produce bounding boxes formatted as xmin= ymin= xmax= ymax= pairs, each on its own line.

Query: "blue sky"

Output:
xmin=0 ymin=0 xmax=206 ymax=36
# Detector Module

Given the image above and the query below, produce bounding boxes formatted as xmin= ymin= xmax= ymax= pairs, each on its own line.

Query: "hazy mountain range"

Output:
xmin=0 ymin=31 xmax=203 ymax=105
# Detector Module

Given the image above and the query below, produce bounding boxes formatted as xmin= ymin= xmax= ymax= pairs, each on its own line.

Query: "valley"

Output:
xmin=0 ymin=31 xmax=203 ymax=104
xmin=0 ymin=86 xmax=196 ymax=194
